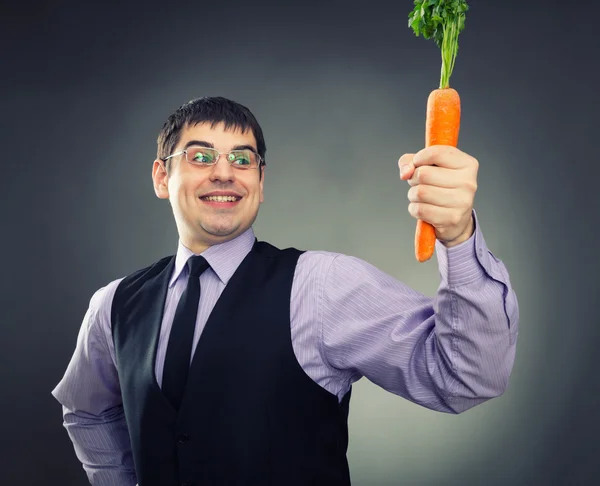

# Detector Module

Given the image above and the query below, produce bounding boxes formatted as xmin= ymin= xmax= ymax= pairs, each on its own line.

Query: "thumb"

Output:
xmin=399 ymin=160 xmax=415 ymax=181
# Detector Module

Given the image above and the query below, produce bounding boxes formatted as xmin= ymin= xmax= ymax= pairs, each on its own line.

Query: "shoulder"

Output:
xmin=296 ymin=250 xmax=341 ymax=274
xmin=75 ymin=277 xmax=127 ymax=350
xmin=293 ymin=250 xmax=387 ymax=295
xmin=118 ymin=255 xmax=173 ymax=286
xmin=254 ymin=240 xmax=304 ymax=258
xmin=88 ymin=277 xmax=125 ymax=315
xmin=88 ymin=256 xmax=173 ymax=324
xmin=256 ymin=241 xmax=389 ymax=283
xmin=297 ymin=250 xmax=382 ymax=278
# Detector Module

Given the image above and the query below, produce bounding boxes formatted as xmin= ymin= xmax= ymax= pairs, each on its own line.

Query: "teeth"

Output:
xmin=203 ymin=196 xmax=239 ymax=202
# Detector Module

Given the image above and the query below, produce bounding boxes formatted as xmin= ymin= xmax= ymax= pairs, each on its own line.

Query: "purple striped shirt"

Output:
xmin=52 ymin=209 xmax=519 ymax=486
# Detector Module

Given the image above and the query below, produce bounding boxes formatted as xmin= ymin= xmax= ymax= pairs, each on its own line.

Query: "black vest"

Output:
xmin=111 ymin=240 xmax=352 ymax=486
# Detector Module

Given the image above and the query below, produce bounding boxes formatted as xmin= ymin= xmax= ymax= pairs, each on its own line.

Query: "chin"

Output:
xmin=200 ymin=223 xmax=242 ymax=239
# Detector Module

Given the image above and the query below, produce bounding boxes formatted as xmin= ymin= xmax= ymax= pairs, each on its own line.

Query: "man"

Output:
xmin=52 ymin=96 xmax=519 ymax=486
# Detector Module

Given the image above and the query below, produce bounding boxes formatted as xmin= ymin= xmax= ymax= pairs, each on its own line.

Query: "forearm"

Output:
xmin=62 ymin=405 xmax=137 ymax=486
xmin=433 ymin=223 xmax=519 ymax=413
xmin=433 ymin=277 xmax=517 ymax=412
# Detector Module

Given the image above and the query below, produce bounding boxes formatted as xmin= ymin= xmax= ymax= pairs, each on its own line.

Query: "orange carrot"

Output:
xmin=415 ymin=87 xmax=461 ymax=262
xmin=408 ymin=0 xmax=469 ymax=262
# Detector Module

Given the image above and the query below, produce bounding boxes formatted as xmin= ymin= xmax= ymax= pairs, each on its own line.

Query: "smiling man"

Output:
xmin=52 ymin=96 xmax=519 ymax=486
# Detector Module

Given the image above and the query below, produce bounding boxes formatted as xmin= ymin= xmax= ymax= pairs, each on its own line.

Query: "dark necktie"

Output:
xmin=162 ymin=255 xmax=210 ymax=411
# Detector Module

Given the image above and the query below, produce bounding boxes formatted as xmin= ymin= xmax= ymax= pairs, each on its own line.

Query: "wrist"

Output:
xmin=441 ymin=213 xmax=475 ymax=248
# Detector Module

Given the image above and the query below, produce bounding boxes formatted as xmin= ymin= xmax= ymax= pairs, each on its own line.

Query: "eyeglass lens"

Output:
xmin=186 ymin=146 xmax=259 ymax=168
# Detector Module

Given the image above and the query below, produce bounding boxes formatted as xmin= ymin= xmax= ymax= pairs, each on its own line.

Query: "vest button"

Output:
xmin=177 ymin=433 xmax=190 ymax=444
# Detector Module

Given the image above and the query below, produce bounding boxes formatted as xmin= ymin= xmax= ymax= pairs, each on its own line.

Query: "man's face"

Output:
xmin=152 ymin=121 xmax=265 ymax=252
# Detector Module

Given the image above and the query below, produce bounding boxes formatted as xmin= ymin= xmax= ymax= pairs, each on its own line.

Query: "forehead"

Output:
xmin=179 ymin=121 xmax=257 ymax=150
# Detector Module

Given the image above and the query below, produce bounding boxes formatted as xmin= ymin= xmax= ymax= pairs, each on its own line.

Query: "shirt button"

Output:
xmin=177 ymin=434 xmax=190 ymax=444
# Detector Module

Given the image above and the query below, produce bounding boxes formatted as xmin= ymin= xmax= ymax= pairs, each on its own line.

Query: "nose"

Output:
xmin=208 ymin=154 xmax=236 ymax=183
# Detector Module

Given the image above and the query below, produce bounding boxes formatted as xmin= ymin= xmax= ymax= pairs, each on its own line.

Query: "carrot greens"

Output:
xmin=408 ymin=0 xmax=469 ymax=89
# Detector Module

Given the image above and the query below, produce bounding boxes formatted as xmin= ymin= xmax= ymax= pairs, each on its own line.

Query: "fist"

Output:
xmin=399 ymin=145 xmax=478 ymax=247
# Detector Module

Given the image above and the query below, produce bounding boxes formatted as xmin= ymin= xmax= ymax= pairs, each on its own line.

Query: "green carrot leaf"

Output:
xmin=408 ymin=0 xmax=469 ymax=89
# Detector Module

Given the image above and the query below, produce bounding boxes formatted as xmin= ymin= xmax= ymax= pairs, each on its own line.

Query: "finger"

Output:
xmin=398 ymin=154 xmax=415 ymax=180
xmin=406 ymin=165 xmax=464 ymax=188
xmin=407 ymin=184 xmax=471 ymax=208
xmin=407 ymin=202 xmax=447 ymax=226
xmin=413 ymin=145 xmax=471 ymax=170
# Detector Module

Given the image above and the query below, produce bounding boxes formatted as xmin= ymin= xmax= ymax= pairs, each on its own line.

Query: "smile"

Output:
xmin=201 ymin=196 xmax=241 ymax=202
xmin=199 ymin=195 xmax=242 ymax=208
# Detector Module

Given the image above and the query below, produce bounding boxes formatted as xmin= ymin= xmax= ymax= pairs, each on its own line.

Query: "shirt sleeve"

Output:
xmin=51 ymin=279 xmax=137 ymax=485
xmin=320 ymin=209 xmax=519 ymax=414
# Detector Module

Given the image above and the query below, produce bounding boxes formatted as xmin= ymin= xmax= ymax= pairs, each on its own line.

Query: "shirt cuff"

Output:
xmin=435 ymin=208 xmax=489 ymax=286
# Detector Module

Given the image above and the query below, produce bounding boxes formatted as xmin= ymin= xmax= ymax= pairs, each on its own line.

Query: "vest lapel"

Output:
xmin=135 ymin=256 xmax=178 ymax=415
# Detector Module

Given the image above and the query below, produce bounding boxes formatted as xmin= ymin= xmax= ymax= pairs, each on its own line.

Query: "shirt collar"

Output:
xmin=168 ymin=227 xmax=256 ymax=288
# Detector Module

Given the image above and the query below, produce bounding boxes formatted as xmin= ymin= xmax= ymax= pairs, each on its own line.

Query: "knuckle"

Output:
xmin=414 ymin=185 xmax=426 ymax=200
xmin=449 ymin=212 xmax=461 ymax=226
xmin=415 ymin=166 xmax=425 ymax=183
xmin=398 ymin=153 xmax=413 ymax=166
xmin=460 ymin=177 xmax=477 ymax=194
xmin=468 ymin=180 xmax=478 ymax=193
xmin=409 ymin=203 xmax=420 ymax=218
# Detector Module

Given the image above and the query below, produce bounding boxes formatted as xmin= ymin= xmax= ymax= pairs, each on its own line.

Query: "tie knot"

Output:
xmin=187 ymin=255 xmax=210 ymax=277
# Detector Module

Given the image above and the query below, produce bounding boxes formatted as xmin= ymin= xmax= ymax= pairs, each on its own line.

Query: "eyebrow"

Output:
xmin=183 ymin=140 xmax=258 ymax=153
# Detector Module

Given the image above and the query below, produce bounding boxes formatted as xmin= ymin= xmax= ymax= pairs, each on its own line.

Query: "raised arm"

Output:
xmin=321 ymin=210 xmax=519 ymax=414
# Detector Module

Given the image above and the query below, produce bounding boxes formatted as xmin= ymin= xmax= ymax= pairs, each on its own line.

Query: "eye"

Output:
xmin=230 ymin=150 xmax=253 ymax=167
xmin=194 ymin=152 xmax=211 ymax=163
xmin=188 ymin=147 xmax=215 ymax=164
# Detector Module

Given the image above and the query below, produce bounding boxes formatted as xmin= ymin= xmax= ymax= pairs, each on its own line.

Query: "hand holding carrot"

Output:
xmin=399 ymin=145 xmax=477 ymax=248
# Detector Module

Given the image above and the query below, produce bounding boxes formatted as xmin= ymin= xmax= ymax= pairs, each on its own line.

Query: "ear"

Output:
xmin=152 ymin=159 xmax=170 ymax=199
xmin=259 ymin=165 xmax=265 ymax=203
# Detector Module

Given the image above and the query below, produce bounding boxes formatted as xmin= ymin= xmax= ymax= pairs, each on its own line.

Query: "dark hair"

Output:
xmin=157 ymin=96 xmax=266 ymax=176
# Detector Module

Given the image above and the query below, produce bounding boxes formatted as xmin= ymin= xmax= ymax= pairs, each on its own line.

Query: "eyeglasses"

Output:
xmin=162 ymin=145 xmax=264 ymax=170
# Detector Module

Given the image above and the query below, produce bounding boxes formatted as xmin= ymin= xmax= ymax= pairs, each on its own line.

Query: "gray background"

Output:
xmin=2 ymin=0 xmax=599 ymax=484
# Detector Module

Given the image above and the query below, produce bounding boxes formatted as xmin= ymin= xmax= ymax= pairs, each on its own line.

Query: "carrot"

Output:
xmin=408 ymin=0 xmax=469 ymax=262
xmin=415 ymin=87 xmax=461 ymax=261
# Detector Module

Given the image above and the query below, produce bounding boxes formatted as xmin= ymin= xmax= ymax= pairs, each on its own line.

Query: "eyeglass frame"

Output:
xmin=160 ymin=144 xmax=266 ymax=170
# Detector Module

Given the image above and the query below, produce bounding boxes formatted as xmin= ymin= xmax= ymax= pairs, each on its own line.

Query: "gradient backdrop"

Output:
xmin=2 ymin=0 xmax=599 ymax=484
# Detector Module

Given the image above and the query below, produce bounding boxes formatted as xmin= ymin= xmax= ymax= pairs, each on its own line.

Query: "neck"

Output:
xmin=180 ymin=230 xmax=243 ymax=255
